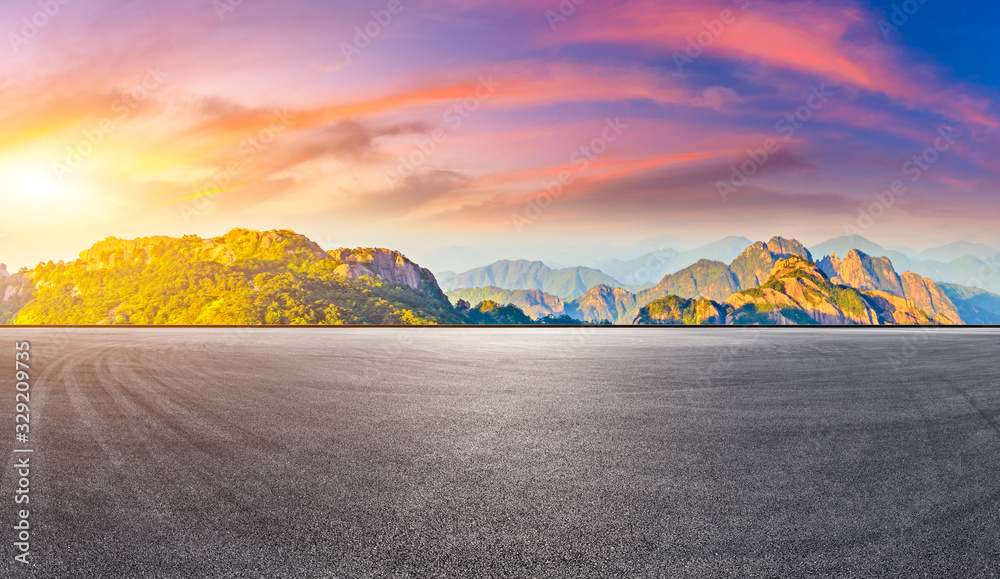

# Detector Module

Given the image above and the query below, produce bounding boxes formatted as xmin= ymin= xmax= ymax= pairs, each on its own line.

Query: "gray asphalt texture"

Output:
xmin=3 ymin=327 xmax=1000 ymax=578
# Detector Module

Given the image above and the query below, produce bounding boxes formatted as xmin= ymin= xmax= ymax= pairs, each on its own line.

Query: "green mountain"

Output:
xmin=447 ymin=284 xmax=638 ymax=324
xmin=12 ymin=229 xmax=464 ymax=325
xmin=636 ymin=259 xmax=739 ymax=304
xmin=726 ymin=256 xmax=883 ymax=325
xmin=461 ymin=300 xmax=582 ymax=325
xmin=446 ymin=287 xmax=566 ymax=319
xmin=566 ymin=285 xmax=638 ymax=324
xmin=729 ymin=237 xmax=812 ymax=289
xmin=634 ymin=296 xmax=729 ymax=325
xmin=436 ymin=260 xmax=621 ymax=300
xmin=465 ymin=300 xmax=534 ymax=325
xmin=724 ymin=256 xmax=949 ymax=325
xmin=633 ymin=237 xmax=807 ymax=306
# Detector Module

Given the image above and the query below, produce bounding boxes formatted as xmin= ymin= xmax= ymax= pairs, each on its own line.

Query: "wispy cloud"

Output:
xmin=0 ymin=0 xmax=998 ymax=269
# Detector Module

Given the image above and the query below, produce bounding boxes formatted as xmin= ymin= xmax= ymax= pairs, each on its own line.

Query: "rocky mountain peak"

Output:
xmin=79 ymin=235 xmax=177 ymax=270
xmin=330 ymin=247 xmax=442 ymax=297
xmin=729 ymin=237 xmax=811 ymax=290
xmin=819 ymin=249 xmax=903 ymax=296
xmin=766 ymin=237 xmax=813 ymax=261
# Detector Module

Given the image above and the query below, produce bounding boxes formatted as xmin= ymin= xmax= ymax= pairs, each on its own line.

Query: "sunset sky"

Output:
xmin=1 ymin=0 xmax=998 ymax=270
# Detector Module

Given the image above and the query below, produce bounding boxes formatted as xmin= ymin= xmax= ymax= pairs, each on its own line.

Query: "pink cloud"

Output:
xmin=530 ymin=0 xmax=998 ymax=129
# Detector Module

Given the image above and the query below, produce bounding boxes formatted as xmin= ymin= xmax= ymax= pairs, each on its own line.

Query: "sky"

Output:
xmin=1 ymin=0 xmax=998 ymax=270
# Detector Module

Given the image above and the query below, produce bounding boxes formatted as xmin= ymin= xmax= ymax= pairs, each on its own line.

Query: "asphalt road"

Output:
xmin=3 ymin=328 xmax=1000 ymax=578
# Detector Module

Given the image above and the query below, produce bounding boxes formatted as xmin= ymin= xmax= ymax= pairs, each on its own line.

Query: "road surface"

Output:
xmin=3 ymin=328 xmax=1000 ymax=577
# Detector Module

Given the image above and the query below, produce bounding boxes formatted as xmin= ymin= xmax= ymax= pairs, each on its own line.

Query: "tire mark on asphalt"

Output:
xmin=55 ymin=340 xmax=176 ymax=528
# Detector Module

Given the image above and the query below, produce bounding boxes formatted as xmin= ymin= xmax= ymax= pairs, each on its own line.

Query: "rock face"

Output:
xmin=729 ymin=237 xmax=813 ymax=290
xmin=863 ymin=290 xmax=939 ymax=325
xmin=329 ymin=248 xmax=444 ymax=298
xmin=567 ymin=285 xmax=638 ymax=323
xmin=79 ymin=235 xmax=177 ymax=270
xmin=766 ymin=236 xmax=813 ymax=261
xmin=899 ymin=272 xmax=961 ymax=324
xmin=818 ymin=250 xmax=904 ymax=295
xmin=818 ymin=249 xmax=962 ymax=323
xmin=634 ymin=295 xmax=728 ymax=325
xmin=724 ymin=257 xmax=881 ymax=325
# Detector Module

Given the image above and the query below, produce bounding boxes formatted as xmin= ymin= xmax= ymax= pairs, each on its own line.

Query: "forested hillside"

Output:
xmin=14 ymin=229 xmax=463 ymax=325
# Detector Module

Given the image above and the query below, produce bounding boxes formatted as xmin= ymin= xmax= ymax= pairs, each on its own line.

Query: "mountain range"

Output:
xmin=636 ymin=255 xmax=953 ymax=326
xmin=808 ymin=236 xmax=1000 ymax=294
xmin=437 ymin=261 xmax=628 ymax=300
xmin=445 ymin=237 xmax=1000 ymax=325
xmin=2 ymin=229 xmax=999 ymax=326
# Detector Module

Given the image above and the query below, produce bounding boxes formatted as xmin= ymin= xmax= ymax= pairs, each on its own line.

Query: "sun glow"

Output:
xmin=17 ymin=167 xmax=62 ymax=199
xmin=0 ymin=152 xmax=90 ymax=205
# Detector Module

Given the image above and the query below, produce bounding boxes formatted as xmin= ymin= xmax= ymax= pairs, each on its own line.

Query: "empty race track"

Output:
xmin=3 ymin=328 xmax=1000 ymax=577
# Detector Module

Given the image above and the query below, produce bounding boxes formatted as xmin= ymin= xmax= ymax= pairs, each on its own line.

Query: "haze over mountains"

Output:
xmin=437 ymin=262 xmax=625 ymax=300
xmin=809 ymin=236 xmax=1000 ymax=294
xmin=2 ymin=229 xmax=999 ymax=325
